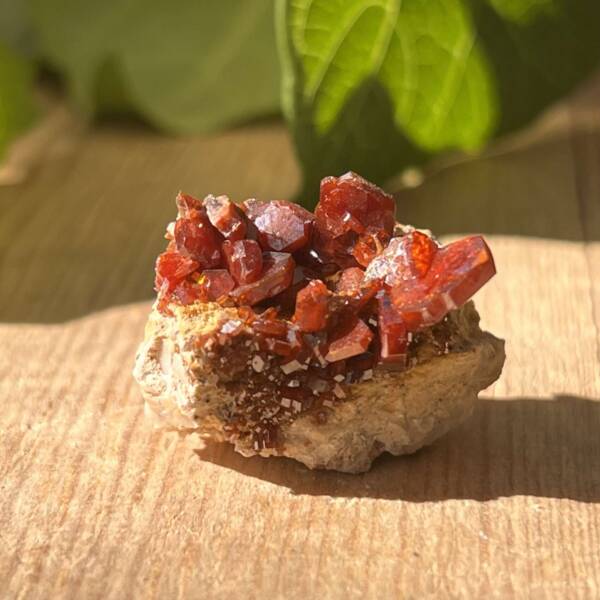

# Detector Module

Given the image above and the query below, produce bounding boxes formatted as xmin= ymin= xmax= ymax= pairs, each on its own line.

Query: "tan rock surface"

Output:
xmin=134 ymin=300 xmax=504 ymax=472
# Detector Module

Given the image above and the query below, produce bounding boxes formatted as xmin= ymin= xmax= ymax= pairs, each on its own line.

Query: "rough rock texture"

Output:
xmin=133 ymin=300 xmax=505 ymax=473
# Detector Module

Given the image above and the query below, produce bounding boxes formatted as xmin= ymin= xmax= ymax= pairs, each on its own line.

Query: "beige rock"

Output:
xmin=133 ymin=301 xmax=505 ymax=473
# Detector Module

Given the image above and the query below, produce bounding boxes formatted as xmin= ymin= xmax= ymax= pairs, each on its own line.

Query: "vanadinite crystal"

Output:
xmin=364 ymin=230 xmax=438 ymax=285
xmin=231 ymin=252 xmax=295 ymax=306
xmin=155 ymin=252 xmax=199 ymax=291
xmin=174 ymin=214 xmax=222 ymax=268
xmin=316 ymin=172 xmax=396 ymax=237
xmin=203 ymin=195 xmax=247 ymax=241
xmin=293 ymin=280 xmax=329 ymax=332
xmin=222 ymin=239 xmax=263 ymax=284
xmin=243 ymin=199 xmax=314 ymax=252
xmin=377 ymin=293 xmax=408 ymax=366
xmin=390 ymin=236 xmax=495 ymax=329
xmin=336 ymin=267 xmax=365 ymax=294
xmin=200 ymin=269 xmax=235 ymax=300
xmin=176 ymin=192 xmax=202 ymax=217
xmin=325 ymin=318 xmax=374 ymax=362
xmin=154 ymin=173 xmax=497 ymax=377
xmin=352 ymin=229 xmax=391 ymax=267
xmin=313 ymin=172 xmax=396 ymax=269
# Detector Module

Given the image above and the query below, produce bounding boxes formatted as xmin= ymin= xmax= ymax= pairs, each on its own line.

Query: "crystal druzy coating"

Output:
xmin=155 ymin=173 xmax=496 ymax=370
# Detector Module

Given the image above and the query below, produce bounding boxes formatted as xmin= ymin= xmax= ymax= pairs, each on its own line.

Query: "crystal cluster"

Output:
xmin=155 ymin=172 xmax=496 ymax=372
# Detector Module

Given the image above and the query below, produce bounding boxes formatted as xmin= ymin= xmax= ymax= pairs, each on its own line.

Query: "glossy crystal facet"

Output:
xmin=223 ymin=239 xmax=263 ymax=285
xmin=325 ymin=318 xmax=374 ymax=362
xmin=243 ymin=199 xmax=314 ymax=253
xmin=200 ymin=269 xmax=235 ymax=301
xmin=155 ymin=251 xmax=199 ymax=291
xmin=365 ymin=230 xmax=438 ymax=286
xmin=231 ymin=252 xmax=295 ymax=306
xmin=293 ymin=279 xmax=330 ymax=332
xmin=336 ymin=267 xmax=365 ymax=294
xmin=203 ymin=195 xmax=247 ymax=241
xmin=316 ymin=172 xmax=396 ymax=238
xmin=390 ymin=235 xmax=496 ymax=329
xmin=377 ymin=293 xmax=408 ymax=366
xmin=174 ymin=214 xmax=222 ymax=269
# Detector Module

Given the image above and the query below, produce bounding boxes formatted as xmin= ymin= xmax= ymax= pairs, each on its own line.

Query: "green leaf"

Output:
xmin=279 ymin=0 xmax=600 ymax=202
xmin=487 ymin=0 xmax=556 ymax=24
xmin=0 ymin=41 xmax=36 ymax=159
xmin=472 ymin=0 xmax=600 ymax=134
xmin=28 ymin=0 xmax=280 ymax=133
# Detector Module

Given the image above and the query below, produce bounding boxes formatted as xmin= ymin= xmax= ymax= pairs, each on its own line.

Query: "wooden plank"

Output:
xmin=2 ymin=80 xmax=600 ymax=598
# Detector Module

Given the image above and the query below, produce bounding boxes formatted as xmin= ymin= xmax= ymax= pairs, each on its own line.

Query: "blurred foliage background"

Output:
xmin=1 ymin=0 xmax=599 ymax=204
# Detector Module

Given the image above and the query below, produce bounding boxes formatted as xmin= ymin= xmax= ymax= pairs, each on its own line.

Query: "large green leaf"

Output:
xmin=487 ymin=0 xmax=555 ymax=24
xmin=472 ymin=0 xmax=600 ymax=134
xmin=28 ymin=0 xmax=280 ymax=133
xmin=0 ymin=41 xmax=36 ymax=159
xmin=279 ymin=0 xmax=600 ymax=203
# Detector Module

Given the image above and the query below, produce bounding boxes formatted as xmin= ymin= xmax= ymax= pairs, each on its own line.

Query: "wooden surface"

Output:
xmin=1 ymin=76 xmax=600 ymax=599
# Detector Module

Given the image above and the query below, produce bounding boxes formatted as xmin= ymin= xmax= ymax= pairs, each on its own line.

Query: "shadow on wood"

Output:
xmin=195 ymin=395 xmax=600 ymax=502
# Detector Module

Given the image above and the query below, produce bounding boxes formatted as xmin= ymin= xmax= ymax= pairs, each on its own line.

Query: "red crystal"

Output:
xmin=391 ymin=235 xmax=496 ymax=329
xmin=155 ymin=251 xmax=199 ymax=291
xmin=311 ymin=228 xmax=360 ymax=269
xmin=231 ymin=252 xmax=295 ymax=306
xmin=199 ymin=269 xmax=235 ymax=301
xmin=325 ymin=318 xmax=374 ymax=362
xmin=336 ymin=267 xmax=365 ymax=293
xmin=365 ymin=230 xmax=438 ymax=286
xmin=243 ymin=199 xmax=314 ymax=253
xmin=171 ymin=280 xmax=202 ymax=305
xmin=352 ymin=229 xmax=390 ymax=267
xmin=170 ymin=272 xmax=234 ymax=306
xmin=310 ymin=172 xmax=395 ymax=269
xmin=176 ymin=192 xmax=202 ymax=218
xmin=377 ymin=293 xmax=408 ymax=366
xmin=253 ymin=317 xmax=288 ymax=338
xmin=405 ymin=231 xmax=439 ymax=278
xmin=174 ymin=214 xmax=222 ymax=269
xmin=294 ymin=245 xmax=340 ymax=277
xmin=293 ymin=279 xmax=330 ymax=332
xmin=329 ymin=278 xmax=379 ymax=323
xmin=262 ymin=265 xmax=318 ymax=315
xmin=315 ymin=172 xmax=396 ymax=238
xmin=255 ymin=314 xmax=303 ymax=356
xmin=203 ymin=195 xmax=247 ymax=241
xmin=353 ymin=280 xmax=380 ymax=312
xmin=222 ymin=239 xmax=263 ymax=285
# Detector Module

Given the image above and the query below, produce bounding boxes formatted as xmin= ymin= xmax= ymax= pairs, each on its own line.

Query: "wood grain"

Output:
xmin=1 ymin=76 xmax=600 ymax=598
